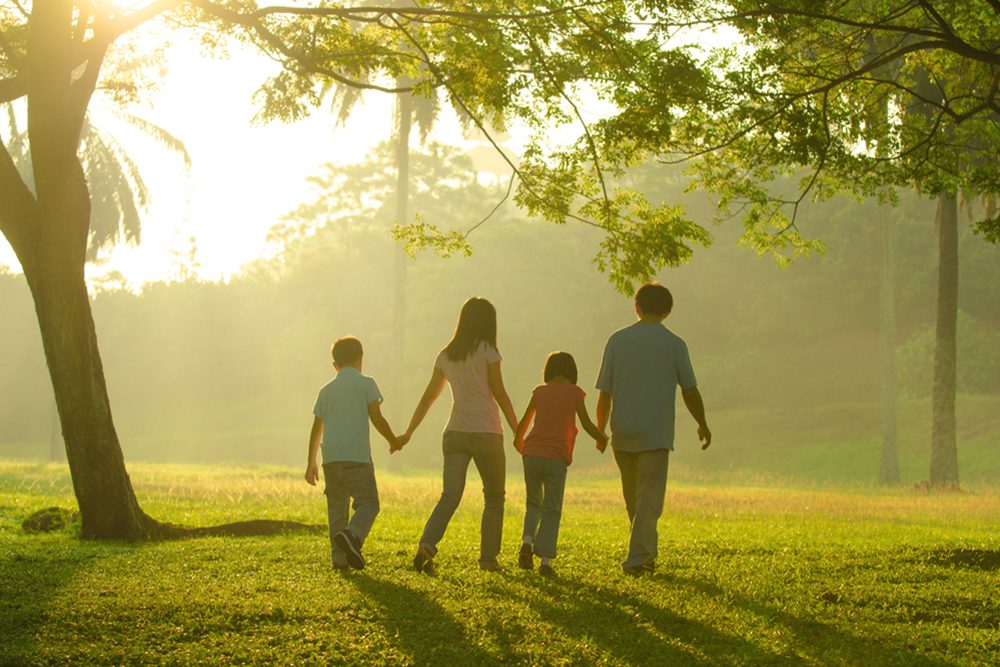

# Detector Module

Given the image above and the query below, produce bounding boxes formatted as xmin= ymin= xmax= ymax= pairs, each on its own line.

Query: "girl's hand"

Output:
xmin=595 ymin=432 xmax=609 ymax=453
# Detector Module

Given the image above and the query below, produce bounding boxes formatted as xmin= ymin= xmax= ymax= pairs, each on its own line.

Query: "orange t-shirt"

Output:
xmin=522 ymin=383 xmax=585 ymax=465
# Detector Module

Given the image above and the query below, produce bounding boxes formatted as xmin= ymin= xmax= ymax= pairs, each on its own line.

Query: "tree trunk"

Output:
xmin=22 ymin=243 xmax=158 ymax=540
xmin=388 ymin=91 xmax=413 ymax=472
xmin=929 ymin=191 xmax=959 ymax=487
xmin=878 ymin=204 xmax=899 ymax=485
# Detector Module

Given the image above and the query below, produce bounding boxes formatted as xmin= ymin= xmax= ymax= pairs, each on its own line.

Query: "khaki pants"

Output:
xmin=323 ymin=461 xmax=380 ymax=568
xmin=613 ymin=448 xmax=670 ymax=569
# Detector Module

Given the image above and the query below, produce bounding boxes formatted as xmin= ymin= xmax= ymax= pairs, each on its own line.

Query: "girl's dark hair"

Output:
xmin=543 ymin=351 xmax=578 ymax=384
xmin=444 ymin=297 xmax=498 ymax=362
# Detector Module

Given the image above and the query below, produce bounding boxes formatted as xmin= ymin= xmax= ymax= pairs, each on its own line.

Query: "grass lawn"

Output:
xmin=0 ymin=461 xmax=997 ymax=665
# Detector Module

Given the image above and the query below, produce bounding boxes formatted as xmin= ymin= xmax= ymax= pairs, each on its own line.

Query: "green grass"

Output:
xmin=1 ymin=461 xmax=997 ymax=666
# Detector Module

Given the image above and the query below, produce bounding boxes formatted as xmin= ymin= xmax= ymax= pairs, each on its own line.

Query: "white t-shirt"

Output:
xmin=434 ymin=342 xmax=503 ymax=434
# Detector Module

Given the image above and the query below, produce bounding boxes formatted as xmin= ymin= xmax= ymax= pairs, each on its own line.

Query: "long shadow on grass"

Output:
xmin=482 ymin=573 xmax=786 ymax=665
xmin=0 ymin=537 xmax=137 ymax=664
xmin=346 ymin=572 xmax=499 ymax=665
xmin=668 ymin=572 xmax=942 ymax=666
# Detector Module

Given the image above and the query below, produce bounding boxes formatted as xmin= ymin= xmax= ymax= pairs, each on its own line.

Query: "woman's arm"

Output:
xmin=513 ymin=396 xmax=536 ymax=453
xmin=576 ymin=397 xmax=609 ymax=452
xmin=404 ymin=367 xmax=447 ymax=438
xmin=487 ymin=361 xmax=519 ymax=434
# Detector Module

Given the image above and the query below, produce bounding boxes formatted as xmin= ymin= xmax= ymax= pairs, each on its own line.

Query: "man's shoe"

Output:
xmin=539 ymin=563 xmax=556 ymax=578
xmin=413 ymin=545 xmax=435 ymax=575
xmin=334 ymin=530 xmax=365 ymax=570
xmin=518 ymin=543 xmax=534 ymax=570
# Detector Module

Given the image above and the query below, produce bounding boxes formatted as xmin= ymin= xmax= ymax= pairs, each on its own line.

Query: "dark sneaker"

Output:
xmin=479 ymin=560 xmax=506 ymax=572
xmin=332 ymin=563 xmax=350 ymax=572
xmin=334 ymin=530 xmax=365 ymax=570
xmin=623 ymin=565 xmax=645 ymax=577
xmin=518 ymin=543 xmax=534 ymax=570
xmin=539 ymin=563 xmax=556 ymax=578
xmin=413 ymin=545 xmax=435 ymax=575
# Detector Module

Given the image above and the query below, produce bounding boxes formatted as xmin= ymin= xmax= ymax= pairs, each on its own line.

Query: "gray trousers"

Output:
xmin=323 ymin=461 xmax=380 ymax=567
xmin=419 ymin=431 xmax=506 ymax=566
xmin=522 ymin=455 xmax=568 ymax=559
xmin=613 ymin=448 xmax=670 ymax=569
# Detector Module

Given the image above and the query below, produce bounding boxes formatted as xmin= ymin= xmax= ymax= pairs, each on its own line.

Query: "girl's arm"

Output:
xmin=577 ymin=397 xmax=609 ymax=452
xmin=404 ymin=367 xmax=447 ymax=438
xmin=487 ymin=361 xmax=519 ymax=434
xmin=513 ymin=396 xmax=536 ymax=453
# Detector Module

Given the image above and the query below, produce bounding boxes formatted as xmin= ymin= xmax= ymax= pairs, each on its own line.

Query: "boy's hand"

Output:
xmin=698 ymin=424 xmax=712 ymax=450
xmin=596 ymin=432 xmax=609 ymax=453
xmin=390 ymin=433 xmax=410 ymax=453
xmin=305 ymin=461 xmax=320 ymax=486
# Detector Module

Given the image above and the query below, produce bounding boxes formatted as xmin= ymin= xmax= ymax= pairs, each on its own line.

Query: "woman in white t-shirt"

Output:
xmin=402 ymin=297 xmax=519 ymax=573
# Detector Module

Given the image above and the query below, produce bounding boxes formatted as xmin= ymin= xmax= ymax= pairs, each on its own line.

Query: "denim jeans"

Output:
xmin=419 ymin=431 xmax=506 ymax=566
xmin=613 ymin=448 xmax=670 ymax=569
xmin=323 ymin=461 xmax=380 ymax=568
xmin=522 ymin=455 xmax=568 ymax=559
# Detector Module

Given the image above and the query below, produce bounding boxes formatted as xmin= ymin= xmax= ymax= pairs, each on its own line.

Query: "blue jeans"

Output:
xmin=613 ymin=448 xmax=670 ymax=569
xmin=419 ymin=431 xmax=506 ymax=566
xmin=522 ymin=455 xmax=568 ymax=559
xmin=323 ymin=461 xmax=380 ymax=567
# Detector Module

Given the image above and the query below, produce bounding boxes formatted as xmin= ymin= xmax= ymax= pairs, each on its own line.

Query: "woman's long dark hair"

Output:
xmin=444 ymin=297 xmax=498 ymax=362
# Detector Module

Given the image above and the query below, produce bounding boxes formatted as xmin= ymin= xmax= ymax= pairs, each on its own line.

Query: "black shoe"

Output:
xmin=518 ymin=543 xmax=534 ymax=570
xmin=334 ymin=530 xmax=365 ymax=570
xmin=623 ymin=565 xmax=645 ymax=577
xmin=413 ymin=545 xmax=435 ymax=575
xmin=332 ymin=563 xmax=350 ymax=572
xmin=539 ymin=563 xmax=555 ymax=578
xmin=479 ymin=560 xmax=506 ymax=572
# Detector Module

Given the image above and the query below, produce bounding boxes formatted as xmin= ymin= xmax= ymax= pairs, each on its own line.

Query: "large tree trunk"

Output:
xmin=929 ymin=191 xmax=959 ymax=487
xmin=878 ymin=204 xmax=899 ymax=485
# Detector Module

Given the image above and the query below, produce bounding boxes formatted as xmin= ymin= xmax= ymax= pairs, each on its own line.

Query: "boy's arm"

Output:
xmin=487 ymin=361 xmax=519 ymax=434
xmin=576 ymin=397 xmax=609 ymax=451
xmin=305 ymin=416 xmax=323 ymax=485
xmin=681 ymin=386 xmax=712 ymax=450
xmin=404 ymin=367 xmax=447 ymax=438
xmin=513 ymin=396 xmax=536 ymax=453
xmin=368 ymin=400 xmax=398 ymax=447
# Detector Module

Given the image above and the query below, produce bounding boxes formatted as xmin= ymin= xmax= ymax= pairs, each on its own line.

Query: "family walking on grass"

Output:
xmin=304 ymin=283 xmax=712 ymax=577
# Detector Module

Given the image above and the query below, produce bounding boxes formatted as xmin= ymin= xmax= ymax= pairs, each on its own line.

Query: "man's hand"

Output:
xmin=390 ymin=433 xmax=410 ymax=453
xmin=305 ymin=461 xmax=320 ymax=486
xmin=698 ymin=424 xmax=712 ymax=450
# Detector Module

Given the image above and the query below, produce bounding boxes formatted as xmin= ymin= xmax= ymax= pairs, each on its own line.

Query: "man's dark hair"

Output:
xmin=634 ymin=282 xmax=673 ymax=316
xmin=331 ymin=336 xmax=363 ymax=366
xmin=543 ymin=351 xmax=578 ymax=384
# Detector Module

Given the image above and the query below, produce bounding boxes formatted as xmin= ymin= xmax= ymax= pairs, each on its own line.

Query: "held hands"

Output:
xmin=304 ymin=461 xmax=320 ymax=486
xmin=390 ymin=432 xmax=411 ymax=453
xmin=595 ymin=431 xmax=609 ymax=453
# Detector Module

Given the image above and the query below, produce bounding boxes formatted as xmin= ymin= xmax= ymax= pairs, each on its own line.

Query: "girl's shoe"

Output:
xmin=518 ymin=543 xmax=534 ymax=570
xmin=413 ymin=545 xmax=436 ymax=575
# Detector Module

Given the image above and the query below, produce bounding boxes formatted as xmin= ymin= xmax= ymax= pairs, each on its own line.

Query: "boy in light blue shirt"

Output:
xmin=305 ymin=336 xmax=405 ymax=571
xmin=596 ymin=283 xmax=712 ymax=575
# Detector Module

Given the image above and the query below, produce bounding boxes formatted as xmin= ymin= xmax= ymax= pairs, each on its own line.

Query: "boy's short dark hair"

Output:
xmin=543 ymin=351 xmax=578 ymax=384
xmin=331 ymin=336 xmax=363 ymax=366
xmin=635 ymin=282 xmax=673 ymax=316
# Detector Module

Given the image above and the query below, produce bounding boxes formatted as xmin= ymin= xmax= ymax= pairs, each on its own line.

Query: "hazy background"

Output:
xmin=2 ymin=144 xmax=998 ymax=486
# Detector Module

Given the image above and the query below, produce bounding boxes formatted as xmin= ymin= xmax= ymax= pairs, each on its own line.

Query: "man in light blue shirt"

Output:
xmin=596 ymin=283 xmax=711 ymax=574
xmin=305 ymin=336 xmax=404 ymax=571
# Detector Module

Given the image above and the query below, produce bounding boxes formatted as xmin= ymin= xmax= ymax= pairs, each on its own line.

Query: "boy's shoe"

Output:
xmin=518 ymin=543 xmax=534 ymax=570
xmin=334 ymin=530 xmax=365 ymax=570
xmin=479 ymin=560 xmax=506 ymax=572
xmin=539 ymin=563 xmax=556 ymax=578
xmin=413 ymin=545 xmax=435 ymax=575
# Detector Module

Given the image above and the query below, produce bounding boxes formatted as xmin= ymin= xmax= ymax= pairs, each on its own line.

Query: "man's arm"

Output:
xmin=368 ymin=400 xmax=398 ymax=447
xmin=305 ymin=416 xmax=323 ymax=485
xmin=596 ymin=391 xmax=612 ymax=452
xmin=681 ymin=386 xmax=711 ymax=450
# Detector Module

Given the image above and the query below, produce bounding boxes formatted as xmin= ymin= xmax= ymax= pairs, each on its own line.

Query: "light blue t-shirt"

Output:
xmin=312 ymin=367 xmax=382 ymax=464
xmin=595 ymin=322 xmax=697 ymax=452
